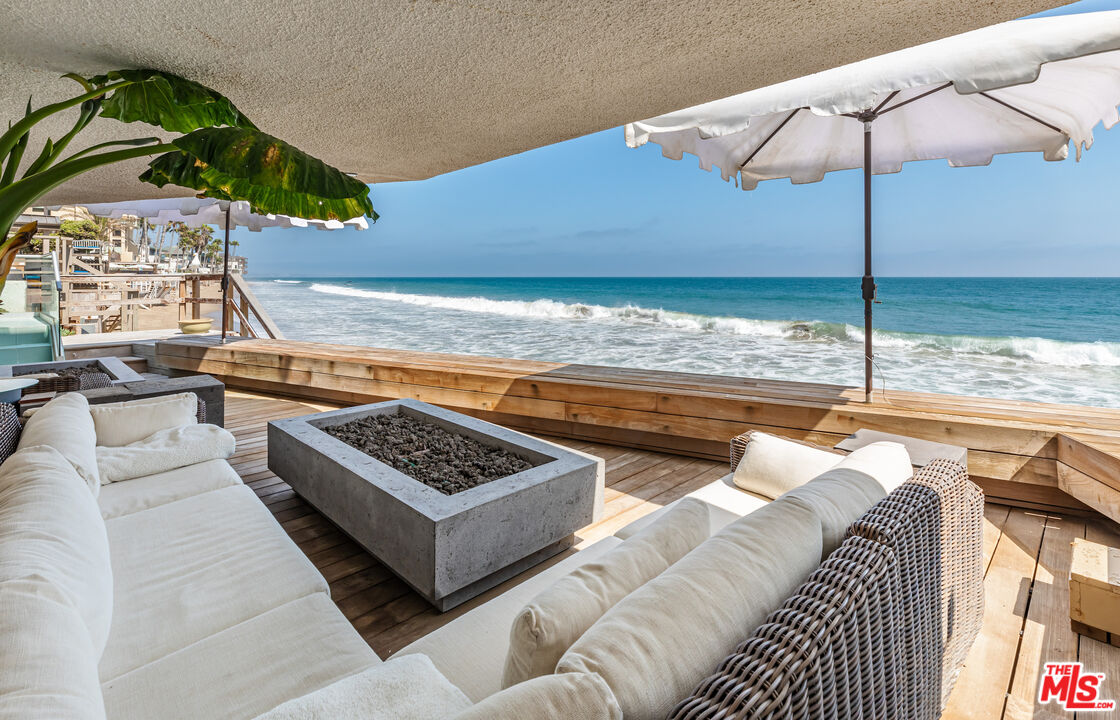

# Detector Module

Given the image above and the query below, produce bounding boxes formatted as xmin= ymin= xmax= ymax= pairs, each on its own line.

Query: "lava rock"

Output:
xmin=323 ymin=412 xmax=536 ymax=495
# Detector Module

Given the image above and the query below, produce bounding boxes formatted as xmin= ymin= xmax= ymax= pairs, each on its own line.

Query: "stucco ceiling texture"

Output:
xmin=1 ymin=0 xmax=1066 ymax=204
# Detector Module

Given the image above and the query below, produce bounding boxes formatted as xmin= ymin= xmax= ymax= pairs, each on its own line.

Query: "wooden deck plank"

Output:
xmin=220 ymin=388 xmax=1120 ymax=717
xmin=943 ymin=508 xmax=1046 ymax=720
xmin=1003 ymin=513 xmax=1083 ymax=720
xmin=982 ymin=504 xmax=1012 ymax=574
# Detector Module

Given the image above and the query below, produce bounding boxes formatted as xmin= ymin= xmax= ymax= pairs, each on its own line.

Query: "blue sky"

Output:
xmin=236 ymin=0 xmax=1120 ymax=278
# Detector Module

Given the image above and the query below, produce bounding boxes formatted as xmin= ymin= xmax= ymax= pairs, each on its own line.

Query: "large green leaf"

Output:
xmin=94 ymin=70 xmax=256 ymax=134
xmin=139 ymin=127 xmax=376 ymax=221
xmin=139 ymin=149 xmax=236 ymax=202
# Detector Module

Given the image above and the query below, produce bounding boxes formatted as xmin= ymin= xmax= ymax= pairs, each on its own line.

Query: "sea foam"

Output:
xmin=308 ymin=283 xmax=1120 ymax=368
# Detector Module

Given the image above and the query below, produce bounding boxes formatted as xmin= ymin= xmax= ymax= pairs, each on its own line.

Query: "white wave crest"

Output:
xmin=305 ymin=283 xmax=1120 ymax=368
xmin=273 ymin=279 xmax=302 ymax=284
xmin=309 ymin=283 xmax=790 ymax=336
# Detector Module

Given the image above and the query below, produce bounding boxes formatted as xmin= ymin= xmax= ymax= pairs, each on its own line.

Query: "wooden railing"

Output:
xmin=62 ymin=273 xmax=184 ymax=333
xmin=228 ymin=274 xmax=283 ymax=339
xmin=61 ymin=272 xmax=281 ymax=338
xmin=150 ymin=337 xmax=1120 ymax=525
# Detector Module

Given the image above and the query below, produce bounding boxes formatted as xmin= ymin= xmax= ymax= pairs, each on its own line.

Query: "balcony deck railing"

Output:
xmin=146 ymin=336 xmax=1120 ymax=525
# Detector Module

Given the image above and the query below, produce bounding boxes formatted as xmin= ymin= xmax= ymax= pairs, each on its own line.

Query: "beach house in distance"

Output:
xmin=2 ymin=2 xmax=1119 ymax=720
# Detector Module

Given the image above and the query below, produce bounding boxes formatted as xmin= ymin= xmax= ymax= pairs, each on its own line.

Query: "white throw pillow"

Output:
xmin=556 ymin=497 xmax=824 ymax=720
xmin=16 ymin=392 xmax=100 ymax=493
xmin=0 ymin=578 xmax=107 ymax=720
xmin=455 ymin=672 xmax=621 ymax=720
xmin=250 ymin=655 xmax=472 ymax=720
xmin=833 ymin=441 xmax=913 ymax=493
xmin=89 ymin=392 xmax=199 ymax=447
xmin=0 ymin=445 xmax=113 ymax=657
xmin=503 ymin=498 xmax=709 ymax=687
xmin=96 ymin=424 xmax=236 ymax=484
xmin=732 ymin=432 xmax=843 ymax=499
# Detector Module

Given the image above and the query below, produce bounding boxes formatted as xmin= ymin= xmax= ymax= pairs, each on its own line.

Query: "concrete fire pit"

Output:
xmin=268 ymin=399 xmax=603 ymax=611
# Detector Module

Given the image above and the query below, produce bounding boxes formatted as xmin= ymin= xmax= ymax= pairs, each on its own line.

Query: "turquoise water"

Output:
xmin=250 ymin=277 xmax=1120 ymax=407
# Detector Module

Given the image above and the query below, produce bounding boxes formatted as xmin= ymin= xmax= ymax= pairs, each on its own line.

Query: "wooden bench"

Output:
xmin=836 ymin=428 xmax=968 ymax=471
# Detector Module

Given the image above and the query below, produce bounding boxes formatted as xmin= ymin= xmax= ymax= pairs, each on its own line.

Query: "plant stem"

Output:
xmin=0 ymin=131 xmax=29 ymax=187
xmin=0 ymin=142 xmax=175 ymax=247
xmin=0 ymin=81 xmax=129 ymax=164
xmin=58 ymin=137 xmax=159 ymax=165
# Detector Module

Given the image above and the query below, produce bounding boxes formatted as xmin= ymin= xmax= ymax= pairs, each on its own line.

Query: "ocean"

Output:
xmin=248 ymin=277 xmax=1120 ymax=408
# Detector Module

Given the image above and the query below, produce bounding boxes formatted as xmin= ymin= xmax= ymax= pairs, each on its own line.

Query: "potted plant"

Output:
xmin=0 ymin=70 xmax=377 ymax=355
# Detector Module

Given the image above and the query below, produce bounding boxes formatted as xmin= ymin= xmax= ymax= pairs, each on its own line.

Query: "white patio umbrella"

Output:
xmin=61 ymin=197 xmax=368 ymax=342
xmin=625 ymin=10 xmax=1120 ymax=401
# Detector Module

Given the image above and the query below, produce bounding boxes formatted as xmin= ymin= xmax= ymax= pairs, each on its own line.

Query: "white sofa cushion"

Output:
xmin=393 ymin=536 xmax=624 ymax=702
xmin=556 ymin=498 xmax=824 ymax=720
xmin=781 ymin=466 xmax=886 ymax=558
xmin=732 ymin=431 xmax=843 ymax=499
xmin=504 ymin=498 xmax=709 ymax=687
xmin=614 ymin=474 xmax=767 ymax=540
xmin=833 ymin=440 xmax=913 ymax=493
xmin=17 ymin=392 xmax=100 ymax=493
xmin=455 ymin=672 xmax=621 ymax=720
xmin=96 ymin=424 xmax=236 ymax=484
xmin=0 ymin=445 xmax=113 ymax=656
xmin=89 ymin=392 xmax=198 ymax=447
xmin=0 ymin=579 xmax=107 ymax=720
xmin=99 ymin=483 xmax=328 ymax=680
xmin=252 ymin=654 xmax=471 ymax=720
xmin=102 ymin=594 xmax=380 ymax=720
xmin=98 ymin=458 xmax=243 ymax=520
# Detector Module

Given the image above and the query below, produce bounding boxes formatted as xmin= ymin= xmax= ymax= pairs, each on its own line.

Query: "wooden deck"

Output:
xmin=228 ymin=388 xmax=1120 ymax=718
xmin=944 ymin=505 xmax=1120 ymax=720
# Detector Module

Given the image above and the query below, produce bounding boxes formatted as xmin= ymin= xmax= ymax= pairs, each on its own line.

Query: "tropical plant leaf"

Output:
xmin=139 ymin=127 xmax=376 ymax=221
xmin=139 ymin=149 xmax=237 ymax=202
xmin=95 ymin=69 xmax=256 ymax=134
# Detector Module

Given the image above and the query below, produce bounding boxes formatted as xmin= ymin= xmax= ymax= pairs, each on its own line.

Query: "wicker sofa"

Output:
xmin=669 ymin=457 xmax=983 ymax=720
xmin=395 ymin=432 xmax=984 ymax=719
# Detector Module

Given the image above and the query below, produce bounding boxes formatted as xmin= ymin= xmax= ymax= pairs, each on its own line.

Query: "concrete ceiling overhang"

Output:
xmin=1 ymin=0 xmax=1065 ymax=205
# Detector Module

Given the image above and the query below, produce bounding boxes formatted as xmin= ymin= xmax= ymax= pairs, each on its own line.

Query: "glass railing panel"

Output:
xmin=9 ymin=253 xmax=62 ymax=359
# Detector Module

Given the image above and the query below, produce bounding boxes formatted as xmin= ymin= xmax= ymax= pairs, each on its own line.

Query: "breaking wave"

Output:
xmin=308 ymin=283 xmax=1120 ymax=368
xmin=273 ymin=279 xmax=302 ymax=284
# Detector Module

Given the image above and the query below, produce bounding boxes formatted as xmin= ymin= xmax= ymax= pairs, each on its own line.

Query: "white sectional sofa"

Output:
xmin=0 ymin=392 xmax=381 ymax=720
xmin=2 ymin=391 xmax=957 ymax=720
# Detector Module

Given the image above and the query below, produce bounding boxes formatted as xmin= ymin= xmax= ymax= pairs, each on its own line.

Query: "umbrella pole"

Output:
xmin=221 ymin=206 xmax=231 ymax=344
xmin=861 ymin=120 xmax=876 ymax=403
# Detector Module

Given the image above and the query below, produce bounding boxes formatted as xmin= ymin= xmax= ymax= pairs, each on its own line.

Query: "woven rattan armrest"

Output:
xmin=24 ymin=375 xmax=79 ymax=395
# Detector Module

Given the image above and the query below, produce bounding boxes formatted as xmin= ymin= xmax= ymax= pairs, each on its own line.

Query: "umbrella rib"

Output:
xmin=739 ymin=108 xmax=802 ymax=169
xmin=872 ymin=90 xmax=901 ymax=114
xmin=877 ymin=82 xmax=954 ymax=115
xmin=977 ymin=91 xmax=1064 ymax=134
